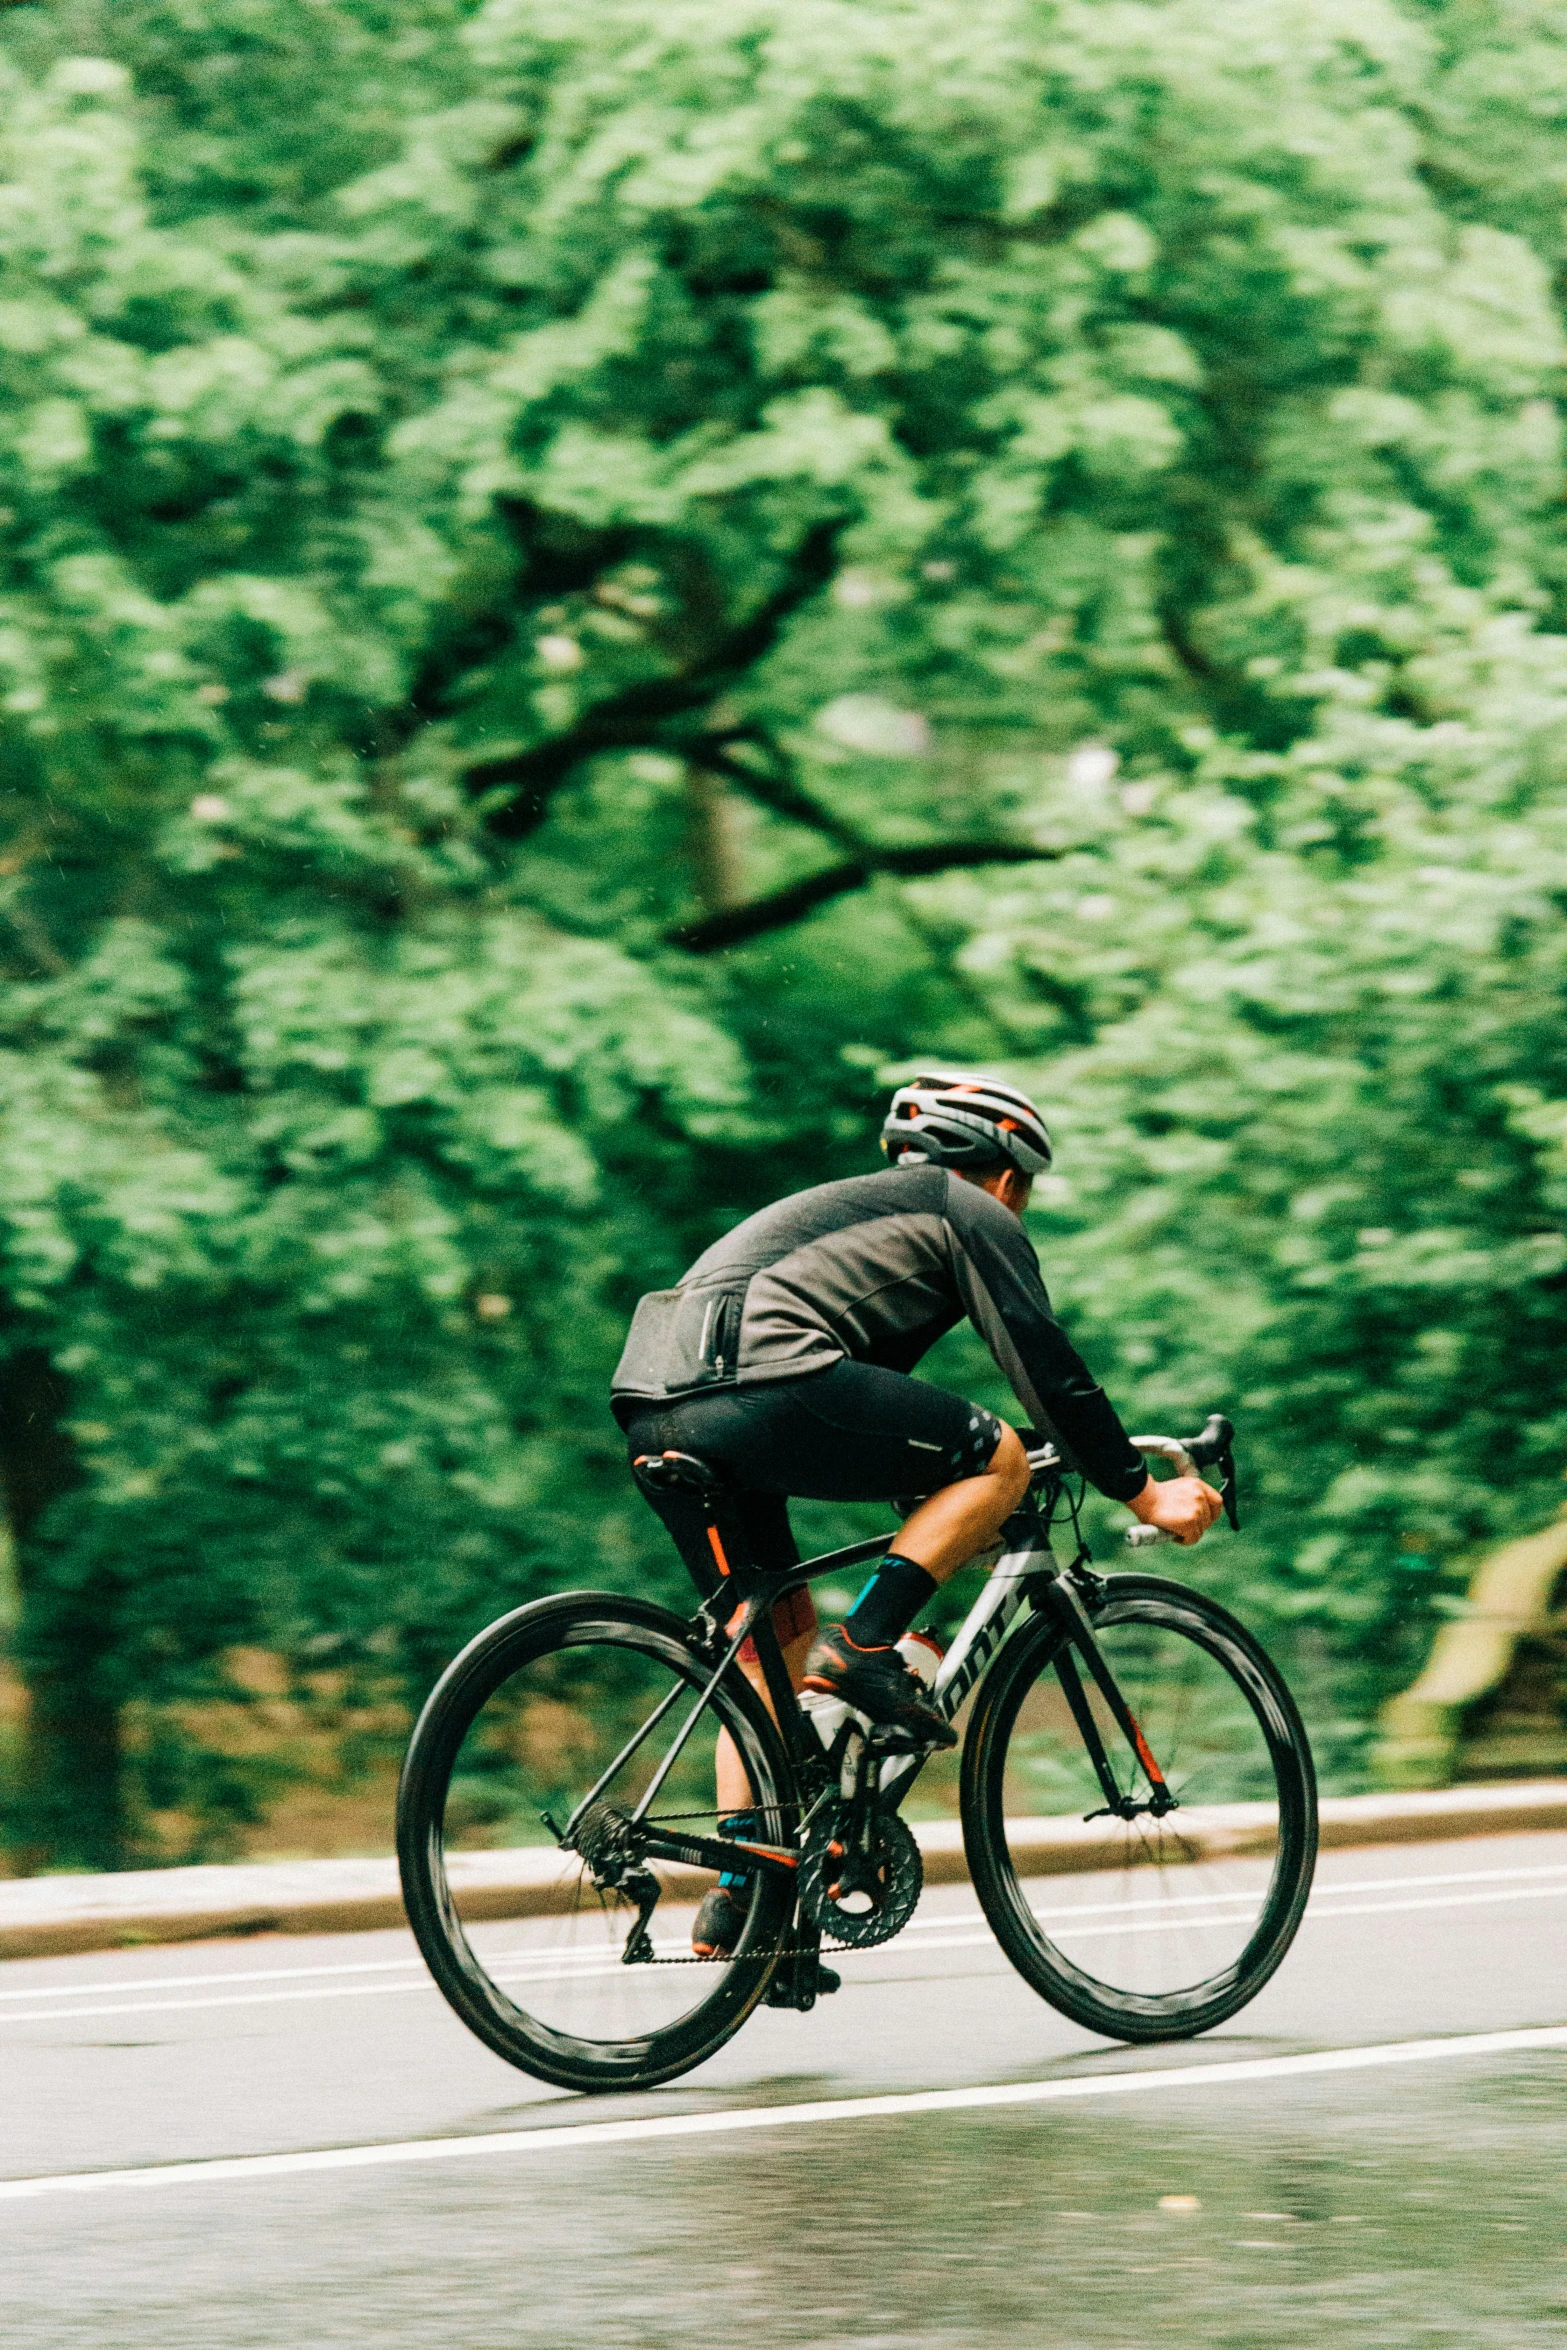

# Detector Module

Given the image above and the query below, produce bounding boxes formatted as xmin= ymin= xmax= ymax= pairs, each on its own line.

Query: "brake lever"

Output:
xmin=1130 ymin=1420 xmax=1240 ymax=1533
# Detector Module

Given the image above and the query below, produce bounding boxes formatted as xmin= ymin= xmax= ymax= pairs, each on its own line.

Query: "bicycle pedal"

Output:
xmin=765 ymin=1958 xmax=840 ymax=2011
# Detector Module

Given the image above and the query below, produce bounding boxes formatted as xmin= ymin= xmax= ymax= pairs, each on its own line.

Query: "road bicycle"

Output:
xmin=397 ymin=1413 xmax=1317 ymax=2093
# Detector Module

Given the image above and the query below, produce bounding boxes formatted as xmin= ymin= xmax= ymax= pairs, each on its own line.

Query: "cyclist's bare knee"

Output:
xmin=987 ymin=1421 xmax=1030 ymax=1512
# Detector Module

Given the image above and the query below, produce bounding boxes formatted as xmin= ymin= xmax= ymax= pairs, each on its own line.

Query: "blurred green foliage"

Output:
xmin=1 ymin=0 xmax=1566 ymax=1862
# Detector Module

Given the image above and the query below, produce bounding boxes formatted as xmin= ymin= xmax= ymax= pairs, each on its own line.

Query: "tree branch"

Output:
xmin=463 ymin=518 xmax=846 ymax=838
xmin=696 ymin=741 xmax=864 ymax=854
xmin=0 ymin=894 xmax=69 ymax=978
xmin=666 ymin=840 xmax=1062 ymax=953
xmin=1160 ymin=604 xmax=1220 ymax=685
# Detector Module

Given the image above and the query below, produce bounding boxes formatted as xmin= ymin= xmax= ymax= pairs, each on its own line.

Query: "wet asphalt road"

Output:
xmin=4 ymin=1829 xmax=1566 ymax=2348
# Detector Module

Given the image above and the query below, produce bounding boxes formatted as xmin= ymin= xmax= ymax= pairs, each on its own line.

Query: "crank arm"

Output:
xmin=766 ymin=1908 xmax=838 ymax=2010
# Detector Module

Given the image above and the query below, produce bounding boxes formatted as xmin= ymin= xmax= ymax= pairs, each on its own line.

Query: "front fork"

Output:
xmin=874 ymin=1529 xmax=1176 ymax=1823
xmin=1035 ymin=1572 xmax=1177 ymax=1820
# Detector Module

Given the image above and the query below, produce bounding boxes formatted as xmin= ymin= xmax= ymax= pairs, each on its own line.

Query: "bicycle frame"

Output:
xmin=403 ymin=1407 xmax=1307 ymax=2073
xmin=685 ymin=1520 xmax=1053 ymax=1813
xmin=615 ymin=1444 xmax=1173 ymax=1897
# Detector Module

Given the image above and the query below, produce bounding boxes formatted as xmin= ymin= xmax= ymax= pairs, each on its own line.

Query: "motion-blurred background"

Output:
xmin=0 ymin=0 xmax=1564 ymax=1876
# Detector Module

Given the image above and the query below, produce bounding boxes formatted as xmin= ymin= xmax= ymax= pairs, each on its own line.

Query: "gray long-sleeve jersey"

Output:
xmin=611 ymin=1165 xmax=1147 ymax=1502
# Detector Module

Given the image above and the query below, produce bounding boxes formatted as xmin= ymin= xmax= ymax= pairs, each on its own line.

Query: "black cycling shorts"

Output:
xmin=618 ymin=1360 xmax=1006 ymax=1614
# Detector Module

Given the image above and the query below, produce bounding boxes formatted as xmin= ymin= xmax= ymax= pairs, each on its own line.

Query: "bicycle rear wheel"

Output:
xmin=397 ymin=1592 xmax=795 ymax=2092
xmin=961 ymin=1574 xmax=1316 ymax=2042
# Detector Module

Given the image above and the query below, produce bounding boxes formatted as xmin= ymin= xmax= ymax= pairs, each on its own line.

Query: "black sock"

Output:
xmin=842 ymin=1553 xmax=937 ymax=1648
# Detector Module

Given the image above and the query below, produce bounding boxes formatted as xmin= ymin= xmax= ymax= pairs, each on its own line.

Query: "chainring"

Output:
xmin=800 ymin=1801 xmax=923 ymax=1949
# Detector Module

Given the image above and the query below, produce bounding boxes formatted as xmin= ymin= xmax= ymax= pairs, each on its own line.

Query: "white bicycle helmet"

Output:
xmin=880 ymin=1070 xmax=1052 ymax=1177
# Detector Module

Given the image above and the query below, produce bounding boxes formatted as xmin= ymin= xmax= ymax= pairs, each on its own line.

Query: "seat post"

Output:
xmin=632 ymin=1449 xmax=745 ymax=1589
xmin=631 ymin=1448 xmax=813 ymax=1766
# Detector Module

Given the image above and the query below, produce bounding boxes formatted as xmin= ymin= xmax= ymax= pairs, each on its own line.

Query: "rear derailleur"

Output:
xmin=571 ymin=1800 xmax=662 ymax=1965
xmin=570 ymin=1798 xmax=845 ymax=1999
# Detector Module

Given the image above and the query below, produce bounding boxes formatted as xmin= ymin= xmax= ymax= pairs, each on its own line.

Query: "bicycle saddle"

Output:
xmin=631 ymin=1449 xmax=730 ymax=1507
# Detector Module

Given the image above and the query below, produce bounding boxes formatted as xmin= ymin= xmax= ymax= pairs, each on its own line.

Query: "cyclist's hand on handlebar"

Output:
xmin=1127 ymin=1474 xmax=1224 ymax=1545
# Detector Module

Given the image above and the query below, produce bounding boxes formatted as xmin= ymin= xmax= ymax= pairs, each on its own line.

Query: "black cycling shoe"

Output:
xmin=800 ymin=1625 xmax=956 ymax=1748
xmin=691 ymin=1884 xmax=747 ymax=1959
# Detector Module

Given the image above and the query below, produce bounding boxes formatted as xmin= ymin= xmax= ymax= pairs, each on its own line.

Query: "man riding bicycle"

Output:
xmin=612 ymin=1071 xmax=1221 ymax=1957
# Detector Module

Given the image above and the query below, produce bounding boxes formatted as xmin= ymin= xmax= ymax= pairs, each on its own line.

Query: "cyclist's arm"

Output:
xmin=946 ymin=1188 xmax=1148 ymax=1503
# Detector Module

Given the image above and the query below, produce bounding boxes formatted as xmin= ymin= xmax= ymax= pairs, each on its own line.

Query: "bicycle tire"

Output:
xmin=960 ymin=1573 xmax=1317 ymax=2043
xmin=397 ymin=1591 xmax=796 ymax=2093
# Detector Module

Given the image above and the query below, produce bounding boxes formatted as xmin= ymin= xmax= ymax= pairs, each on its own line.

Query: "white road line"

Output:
xmin=7 ymin=1876 xmax=1567 ymax=2027
xmin=1296 ymin=1883 xmax=1567 ymax=1927
xmin=9 ymin=1861 xmax=1567 ymax=2030
xmin=4 ymin=2022 xmax=1565 ymax=2203
xmin=0 ymin=1977 xmax=438 ymax=2027
xmin=1050 ymin=1879 xmax=1567 ymax=1944
xmin=0 ymin=1955 xmax=427 ymax=2004
xmin=1024 ymin=1859 xmax=1567 ymax=1923
xmin=6 ymin=1857 xmax=1563 ymax=2007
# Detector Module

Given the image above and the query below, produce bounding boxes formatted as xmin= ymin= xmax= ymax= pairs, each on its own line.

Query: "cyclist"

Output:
xmin=612 ymin=1071 xmax=1221 ymax=1956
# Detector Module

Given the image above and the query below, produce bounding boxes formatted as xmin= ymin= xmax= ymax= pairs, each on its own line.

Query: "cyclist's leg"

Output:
xmin=641 ymin=1365 xmax=1025 ymax=1734
xmin=626 ymin=1364 xmax=1027 ymax=1620
xmin=622 ymin=1367 xmax=1026 ymax=1743
xmin=762 ymin=1363 xmax=1027 ymax=1728
xmin=780 ymin=1360 xmax=1029 ymax=1569
xmin=620 ymin=1408 xmax=818 ymax=1951
xmin=892 ymin=1423 xmax=1030 ymax=1580
xmin=620 ymin=1373 xmax=1023 ymax=1938
xmin=619 ymin=1405 xmax=817 ymax=1804
xmin=717 ymin=1581 xmax=816 ymax=1809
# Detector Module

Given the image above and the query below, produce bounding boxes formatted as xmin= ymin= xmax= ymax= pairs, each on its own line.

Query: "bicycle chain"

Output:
xmin=569 ymin=1857 xmax=852 ymax=1965
xmin=576 ymin=1775 xmax=920 ymax=1966
xmin=573 ymin=1799 xmax=848 ymax=1965
xmin=629 ymin=1936 xmax=852 ymax=1967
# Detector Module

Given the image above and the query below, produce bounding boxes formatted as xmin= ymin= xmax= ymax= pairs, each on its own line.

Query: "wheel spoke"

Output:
xmin=561 ymin=1677 xmax=687 ymax=1839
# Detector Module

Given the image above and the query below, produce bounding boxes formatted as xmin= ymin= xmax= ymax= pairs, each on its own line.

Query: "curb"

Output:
xmin=3 ymin=1779 xmax=1565 ymax=1963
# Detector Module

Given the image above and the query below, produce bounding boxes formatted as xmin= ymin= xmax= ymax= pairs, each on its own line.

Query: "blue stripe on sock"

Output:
xmin=718 ymin=1809 xmax=760 ymax=1888
xmin=843 ymin=1552 xmax=938 ymax=1646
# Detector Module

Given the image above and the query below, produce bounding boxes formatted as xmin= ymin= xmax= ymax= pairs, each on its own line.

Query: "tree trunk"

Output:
xmin=0 ymin=1347 xmax=123 ymax=1870
xmin=684 ymin=765 xmax=743 ymax=912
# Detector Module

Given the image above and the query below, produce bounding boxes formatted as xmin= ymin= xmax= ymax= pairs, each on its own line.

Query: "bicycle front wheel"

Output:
xmin=961 ymin=1574 xmax=1316 ymax=2043
xmin=397 ymin=1592 xmax=795 ymax=2093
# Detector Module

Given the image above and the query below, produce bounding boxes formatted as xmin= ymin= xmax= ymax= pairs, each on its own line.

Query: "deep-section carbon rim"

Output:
xmin=961 ymin=1574 xmax=1317 ymax=2043
xmin=397 ymin=1592 xmax=796 ymax=2093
